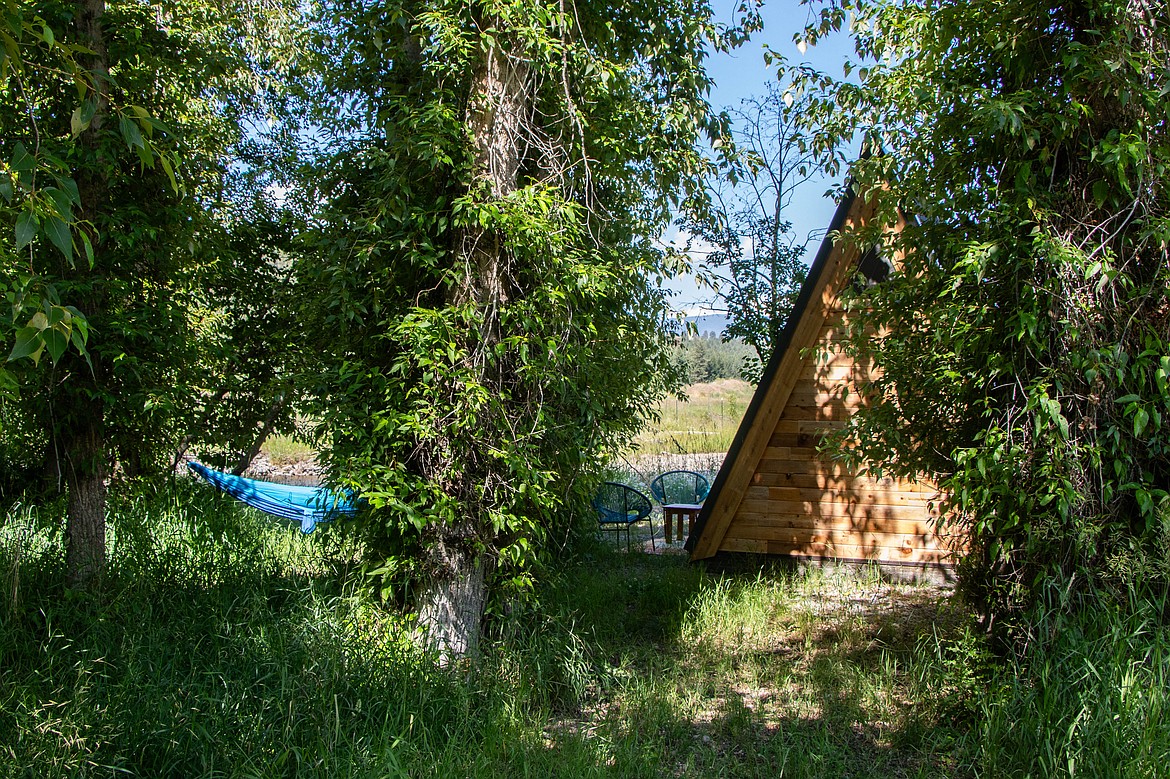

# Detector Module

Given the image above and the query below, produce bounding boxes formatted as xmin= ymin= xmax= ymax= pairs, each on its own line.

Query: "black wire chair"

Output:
xmin=649 ymin=470 xmax=710 ymax=506
xmin=592 ymin=481 xmax=655 ymax=552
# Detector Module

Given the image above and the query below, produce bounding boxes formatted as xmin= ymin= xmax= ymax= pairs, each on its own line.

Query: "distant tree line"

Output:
xmin=669 ymin=334 xmax=755 ymax=385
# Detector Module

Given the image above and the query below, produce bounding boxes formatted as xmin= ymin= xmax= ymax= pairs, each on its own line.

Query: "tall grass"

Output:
xmin=969 ymin=586 xmax=1170 ymax=778
xmin=0 ymin=483 xmax=602 ymax=778
xmin=5 ymin=481 xmax=1165 ymax=777
xmin=259 ymin=435 xmax=316 ymax=467
xmin=634 ymin=379 xmax=753 ymax=456
xmin=1 ymin=485 xmax=975 ymax=777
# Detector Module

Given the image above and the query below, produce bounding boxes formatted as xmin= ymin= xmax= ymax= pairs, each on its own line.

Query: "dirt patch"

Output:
xmin=243 ymin=453 xmax=323 ymax=485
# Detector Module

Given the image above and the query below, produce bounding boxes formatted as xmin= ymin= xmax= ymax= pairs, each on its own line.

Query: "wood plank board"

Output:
xmin=780 ymin=403 xmax=866 ymax=420
xmin=797 ymin=352 xmax=876 ymax=371
xmin=745 ymin=485 xmax=945 ymax=506
xmin=735 ymin=498 xmax=939 ymax=521
xmin=759 ymin=539 xmax=957 ymax=565
xmin=725 ymin=530 xmax=950 ymax=557
xmin=784 ymin=388 xmax=870 ymax=405
xmin=720 ymin=532 xmax=956 ymax=563
xmin=727 ymin=513 xmax=944 ymax=538
xmin=754 ymin=457 xmax=878 ymax=476
xmin=783 ymin=364 xmax=876 ymax=384
xmin=747 ymin=470 xmax=940 ymax=492
xmin=689 ymin=195 xmax=871 ymax=559
xmin=719 ymin=537 xmax=768 ymax=554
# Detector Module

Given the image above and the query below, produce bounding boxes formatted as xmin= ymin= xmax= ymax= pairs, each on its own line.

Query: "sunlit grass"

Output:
xmin=635 ymin=379 xmax=754 ymax=456
xmin=260 ymin=434 xmax=316 ymax=466
xmin=2 ymin=484 xmax=1165 ymax=777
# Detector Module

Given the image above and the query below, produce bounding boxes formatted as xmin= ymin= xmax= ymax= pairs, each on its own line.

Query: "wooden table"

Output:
xmin=662 ymin=503 xmax=703 ymax=544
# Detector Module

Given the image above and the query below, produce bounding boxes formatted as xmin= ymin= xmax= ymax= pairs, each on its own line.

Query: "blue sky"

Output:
xmin=664 ymin=1 xmax=856 ymax=312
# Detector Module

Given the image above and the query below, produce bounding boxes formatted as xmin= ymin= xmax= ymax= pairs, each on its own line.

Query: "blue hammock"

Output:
xmin=187 ymin=462 xmax=360 ymax=533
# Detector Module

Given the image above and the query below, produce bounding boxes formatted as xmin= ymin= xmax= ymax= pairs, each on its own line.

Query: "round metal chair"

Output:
xmin=592 ymin=481 xmax=655 ymax=551
xmin=649 ymin=470 xmax=710 ymax=506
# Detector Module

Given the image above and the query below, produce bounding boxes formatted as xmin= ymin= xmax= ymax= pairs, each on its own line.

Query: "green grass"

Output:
xmin=259 ymin=434 xmax=316 ymax=466
xmin=2 ymin=484 xmax=1167 ymax=777
xmin=635 ymin=379 xmax=754 ymax=456
xmin=971 ymin=586 xmax=1170 ymax=778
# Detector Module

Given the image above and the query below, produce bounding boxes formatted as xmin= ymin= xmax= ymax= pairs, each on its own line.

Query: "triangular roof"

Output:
xmin=686 ymin=190 xmax=888 ymax=559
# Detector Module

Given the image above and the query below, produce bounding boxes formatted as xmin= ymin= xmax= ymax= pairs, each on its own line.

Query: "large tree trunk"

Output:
xmin=412 ymin=34 xmax=531 ymax=660
xmin=63 ymin=0 xmax=110 ymax=589
xmin=63 ymin=411 xmax=107 ymax=588
xmin=415 ymin=541 xmax=488 ymax=664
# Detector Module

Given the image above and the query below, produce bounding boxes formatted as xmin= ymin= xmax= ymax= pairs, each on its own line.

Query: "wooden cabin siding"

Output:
xmin=716 ymin=283 xmax=955 ymax=566
xmin=687 ymin=190 xmax=965 ymax=569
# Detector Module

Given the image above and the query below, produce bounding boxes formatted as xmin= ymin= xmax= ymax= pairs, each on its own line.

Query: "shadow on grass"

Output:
xmin=1 ymin=495 xmax=971 ymax=779
xmin=528 ymin=547 xmax=971 ymax=778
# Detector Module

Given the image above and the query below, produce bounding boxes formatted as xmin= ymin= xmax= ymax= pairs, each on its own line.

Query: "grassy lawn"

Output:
xmin=0 ymin=484 xmax=973 ymax=778
xmin=1 ymin=485 xmax=1166 ymax=777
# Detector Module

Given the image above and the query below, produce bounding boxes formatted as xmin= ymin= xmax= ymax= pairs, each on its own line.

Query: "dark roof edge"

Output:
xmin=685 ymin=188 xmax=860 ymax=554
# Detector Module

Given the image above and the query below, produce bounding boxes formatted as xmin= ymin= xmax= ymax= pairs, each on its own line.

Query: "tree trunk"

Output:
xmin=412 ymin=33 xmax=531 ymax=659
xmin=64 ymin=411 xmax=107 ymax=589
xmin=62 ymin=0 xmax=110 ymax=589
xmin=415 ymin=542 xmax=488 ymax=665
xmin=451 ymin=40 xmax=529 ymax=308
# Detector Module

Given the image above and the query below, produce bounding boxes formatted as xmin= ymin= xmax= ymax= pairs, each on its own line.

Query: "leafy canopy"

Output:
xmin=786 ymin=0 xmax=1170 ymax=624
xmin=297 ymin=0 xmax=759 ymax=596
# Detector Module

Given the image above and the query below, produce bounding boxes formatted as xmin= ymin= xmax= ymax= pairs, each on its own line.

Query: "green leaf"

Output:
xmin=15 ymin=210 xmax=37 ymax=248
xmin=71 ymin=105 xmax=86 ymax=137
xmin=0 ymin=175 xmax=12 ymax=203
xmin=78 ymin=230 xmax=95 ymax=268
xmin=44 ymin=216 xmax=72 ymax=262
xmin=119 ymin=116 xmax=145 ymax=150
xmin=45 ymin=187 xmax=72 ymax=221
xmin=0 ymin=367 xmax=19 ymax=401
xmin=57 ymin=176 xmax=80 ymax=205
xmin=0 ymin=30 xmax=21 ymax=76
xmin=80 ymin=99 xmax=97 ymax=130
xmin=135 ymin=140 xmax=154 ymax=168
xmin=42 ymin=328 xmax=68 ymax=364
xmin=159 ymin=154 xmax=179 ymax=194
xmin=8 ymin=327 xmax=43 ymax=364
xmin=1134 ymin=407 xmax=1150 ymax=437
xmin=72 ymin=64 xmax=88 ymax=101
xmin=1091 ymin=179 xmax=1110 ymax=207
xmin=11 ymin=142 xmax=33 ymax=173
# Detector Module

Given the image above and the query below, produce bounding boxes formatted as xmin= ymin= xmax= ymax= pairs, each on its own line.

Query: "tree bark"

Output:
xmin=412 ymin=34 xmax=531 ymax=660
xmin=415 ymin=541 xmax=488 ymax=665
xmin=62 ymin=0 xmax=110 ymax=589
xmin=63 ymin=410 xmax=107 ymax=588
xmin=451 ymin=42 xmax=530 ymax=308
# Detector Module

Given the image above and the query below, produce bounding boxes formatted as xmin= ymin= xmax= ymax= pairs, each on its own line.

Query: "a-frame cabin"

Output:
xmin=685 ymin=191 xmax=961 ymax=574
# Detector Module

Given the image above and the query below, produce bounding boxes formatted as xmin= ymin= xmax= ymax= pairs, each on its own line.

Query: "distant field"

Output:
xmin=261 ymin=434 xmax=315 ymax=465
xmin=263 ymin=380 xmax=755 ymax=469
xmin=634 ymin=378 xmax=754 ymax=456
